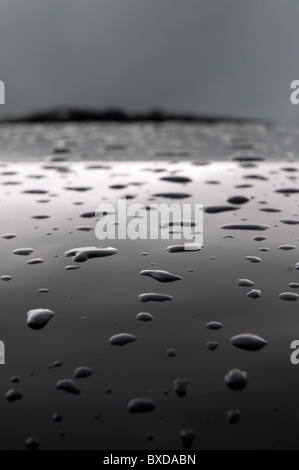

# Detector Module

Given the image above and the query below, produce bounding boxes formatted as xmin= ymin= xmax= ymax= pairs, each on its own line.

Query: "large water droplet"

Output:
xmin=225 ymin=369 xmax=248 ymax=391
xmin=231 ymin=333 xmax=267 ymax=351
xmin=279 ymin=292 xmax=299 ymax=301
xmin=26 ymin=308 xmax=54 ymax=330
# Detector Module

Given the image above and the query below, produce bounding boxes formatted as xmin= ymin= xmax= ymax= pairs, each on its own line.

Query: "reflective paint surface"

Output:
xmin=0 ymin=123 xmax=299 ymax=449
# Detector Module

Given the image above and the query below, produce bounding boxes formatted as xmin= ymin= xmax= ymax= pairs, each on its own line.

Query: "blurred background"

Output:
xmin=0 ymin=0 xmax=299 ymax=121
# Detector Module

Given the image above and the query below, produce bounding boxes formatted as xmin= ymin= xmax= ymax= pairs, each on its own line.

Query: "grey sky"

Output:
xmin=0 ymin=0 xmax=299 ymax=121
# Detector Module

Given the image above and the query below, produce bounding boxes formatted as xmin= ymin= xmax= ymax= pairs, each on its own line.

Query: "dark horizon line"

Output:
xmin=0 ymin=106 xmax=272 ymax=125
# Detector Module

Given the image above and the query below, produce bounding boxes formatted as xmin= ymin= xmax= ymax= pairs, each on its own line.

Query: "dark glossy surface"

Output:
xmin=0 ymin=124 xmax=299 ymax=449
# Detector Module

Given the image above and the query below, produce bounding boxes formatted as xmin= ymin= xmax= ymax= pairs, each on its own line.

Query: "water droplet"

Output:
xmin=80 ymin=211 xmax=95 ymax=218
xmin=167 ymin=244 xmax=201 ymax=252
xmin=289 ymin=283 xmax=299 ymax=288
xmin=166 ymin=349 xmax=176 ymax=357
xmin=65 ymin=265 xmax=81 ymax=271
xmin=238 ymin=279 xmax=254 ymax=287
xmin=225 ymin=369 xmax=248 ymax=391
xmin=206 ymin=322 xmax=223 ymax=330
xmin=1 ymin=275 xmax=12 ymax=281
xmin=73 ymin=366 xmax=93 ymax=378
xmin=23 ymin=189 xmax=48 ymax=194
xmin=53 ymin=412 xmax=63 ymax=423
xmin=6 ymin=388 xmax=23 ymax=402
xmin=109 ymin=333 xmax=137 ymax=346
xmin=56 ymin=379 xmax=81 ymax=395
xmin=174 ymin=378 xmax=188 ymax=397
xmin=48 ymin=360 xmax=62 ymax=369
xmin=26 ymin=308 xmax=54 ymax=330
xmin=31 ymin=215 xmax=50 ymax=220
xmin=259 ymin=208 xmax=281 ymax=213
xmin=160 ymin=176 xmax=192 ymax=183
xmin=231 ymin=333 xmax=267 ymax=351
xmin=227 ymin=409 xmax=241 ymax=424
xmin=205 ymin=205 xmax=240 ymax=214
xmin=65 ymin=186 xmax=92 ymax=192
xmin=207 ymin=341 xmax=219 ymax=351
xmin=247 ymin=289 xmax=262 ymax=299
xmin=138 ymin=293 xmax=173 ymax=302
xmin=246 ymin=256 xmax=262 ymax=263
xmin=140 ymin=270 xmax=182 ymax=283
xmin=152 ymin=192 xmax=191 ymax=199
xmin=278 ymin=245 xmax=296 ymax=250
xmin=136 ymin=312 xmax=153 ymax=321
xmin=279 ymin=292 xmax=299 ymax=301
xmin=27 ymin=258 xmax=44 ymax=265
xmin=275 ymin=188 xmax=299 ymax=194
xmin=12 ymin=248 xmax=34 ymax=256
xmin=227 ymin=196 xmax=250 ymax=204
xmin=76 ymin=226 xmax=94 ymax=232
xmin=38 ymin=288 xmax=49 ymax=294
xmin=65 ymin=246 xmax=118 ymax=262
xmin=180 ymin=429 xmax=195 ymax=449
xmin=253 ymin=236 xmax=267 ymax=241
xmin=280 ymin=219 xmax=299 ymax=225
xmin=11 ymin=376 xmax=20 ymax=383
xmin=221 ymin=224 xmax=269 ymax=231
xmin=2 ymin=233 xmax=17 ymax=239
xmin=128 ymin=398 xmax=156 ymax=413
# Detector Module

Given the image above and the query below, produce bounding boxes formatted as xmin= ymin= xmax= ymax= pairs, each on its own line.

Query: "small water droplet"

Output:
xmin=247 ymin=289 xmax=262 ymax=299
xmin=6 ymin=388 xmax=23 ymax=402
xmin=279 ymin=292 xmax=299 ymax=301
xmin=174 ymin=378 xmax=188 ymax=397
xmin=206 ymin=322 xmax=223 ymax=330
xmin=227 ymin=409 xmax=241 ymax=424
xmin=207 ymin=341 xmax=219 ymax=351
